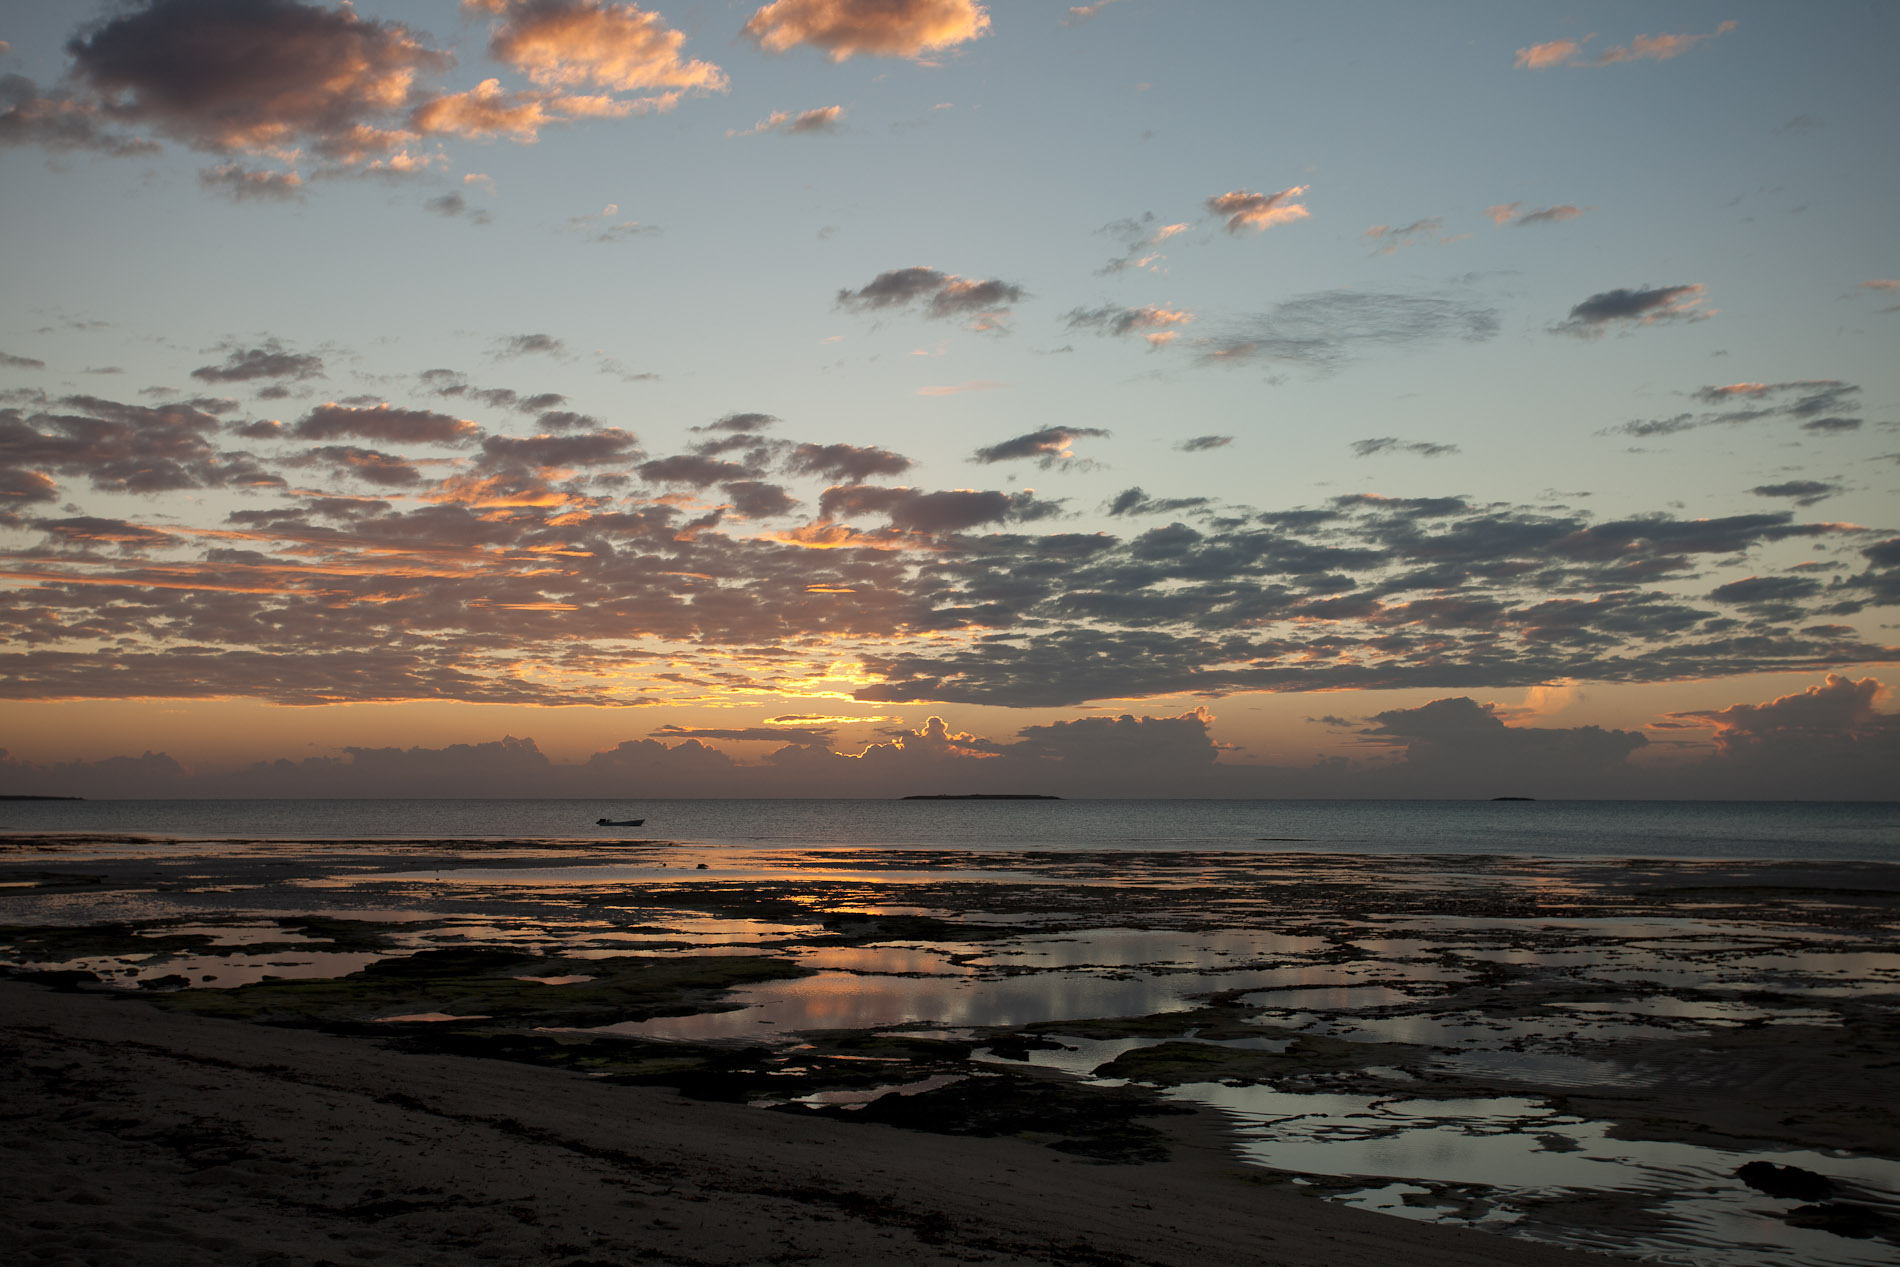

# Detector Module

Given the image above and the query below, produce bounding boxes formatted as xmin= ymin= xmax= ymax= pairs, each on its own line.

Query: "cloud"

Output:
xmin=423 ymin=191 xmax=492 ymax=224
xmin=1065 ymin=304 xmax=1194 ymax=348
xmin=818 ymin=484 xmax=1061 ymax=534
xmin=731 ymin=105 xmax=845 ymax=137
xmin=1062 ymin=1 xmax=1121 ymax=26
xmin=0 ymin=73 xmax=160 ymax=156
xmin=498 ymin=333 xmax=568 ymax=358
xmin=1 ymin=351 xmax=48 ymax=371
xmin=1207 ymin=187 xmax=1309 ymax=234
xmin=743 ymin=0 xmax=991 ymax=62
xmin=1516 ymin=22 xmax=1735 ymax=70
xmin=199 ymin=163 xmax=305 ymax=202
xmin=296 ymin=444 xmax=424 ymax=487
xmin=1361 ymin=217 xmax=1449 ymax=254
xmin=62 ymin=0 xmax=449 ymax=165
xmin=786 ymin=442 xmax=913 ymax=481
xmin=1858 ymin=280 xmax=1900 ymax=291
xmin=1200 ymin=291 xmax=1499 ymax=371
xmin=1749 ymin=479 xmax=1840 ymax=507
xmin=477 ymin=1 xmax=727 ymax=99
xmin=1607 ymin=380 xmax=1861 ymax=439
xmin=1105 ymin=487 xmax=1210 ymax=517
xmin=191 ymin=341 xmax=324 ymax=384
xmin=290 ymin=403 xmax=477 ymax=445
xmin=1486 ymin=202 xmax=1591 ymax=228
xmin=836 ymin=266 xmax=1026 ymax=331
xmin=1351 ymin=437 xmax=1459 ymax=459
xmin=0 ymin=395 xmax=282 ymax=494
xmin=1095 ymin=213 xmax=1190 ymax=275
xmin=972 ymin=427 xmax=1110 ymax=468
xmin=1176 ymin=435 xmax=1231 ymax=453
xmin=1553 ymin=284 xmax=1709 ymax=337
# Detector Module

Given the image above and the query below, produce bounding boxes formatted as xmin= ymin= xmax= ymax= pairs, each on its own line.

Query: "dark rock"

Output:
xmin=1737 ymin=1160 xmax=1836 ymax=1202
xmin=1784 ymin=1202 xmax=1893 ymax=1239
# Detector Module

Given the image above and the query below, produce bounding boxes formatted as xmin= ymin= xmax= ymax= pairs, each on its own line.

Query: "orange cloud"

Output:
xmin=413 ymin=80 xmax=557 ymax=140
xmin=1514 ymin=37 xmax=1586 ymax=69
xmin=478 ymin=0 xmax=727 ymax=97
xmin=730 ymin=105 xmax=846 ymax=137
xmin=744 ymin=0 xmax=991 ymax=62
xmin=1517 ymin=21 xmax=1735 ymax=69
xmin=1207 ymin=186 xmax=1309 ymax=234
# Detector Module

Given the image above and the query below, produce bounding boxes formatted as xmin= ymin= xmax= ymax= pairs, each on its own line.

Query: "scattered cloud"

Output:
xmin=424 ymin=191 xmax=493 ymax=223
xmin=1095 ymin=213 xmax=1190 ymax=275
xmin=497 ymin=333 xmax=568 ymax=358
xmin=1351 ymin=438 xmax=1459 ymax=459
xmin=744 ymin=0 xmax=991 ymax=62
xmin=1606 ymin=380 xmax=1861 ymax=439
xmin=1176 ymin=435 xmax=1231 ymax=453
xmin=787 ymin=442 xmax=913 ymax=481
xmin=972 ymin=426 xmax=1110 ymax=468
xmin=1065 ymin=304 xmax=1194 ymax=347
xmin=1062 ymin=1 xmax=1120 ymax=26
xmin=199 ymin=163 xmax=305 ymax=202
xmin=730 ymin=105 xmax=845 ymax=137
xmin=1362 ymin=217 xmax=1448 ymax=254
xmin=291 ymin=403 xmax=477 ymax=445
xmin=1 ymin=351 xmax=48 ymax=371
xmin=836 ymin=267 xmax=1026 ymax=331
xmin=1207 ymin=186 xmax=1310 ymax=234
xmin=1486 ymin=202 xmax=1591 ymax=228
xmin=191 ymin=341 xmax=324 ymax=385
xmin=1552 ymin=284 xmax=1710 ymax=337
xmin=477 ymin=0 xmax=728 ymax=104
xmin=1200 ymin=291 xmax=1499 ymax=372
xmin=1748 ymin=479 xmax=1841 ymax=507
xmin=1516 ymin=22 xmax=1736 ymax=70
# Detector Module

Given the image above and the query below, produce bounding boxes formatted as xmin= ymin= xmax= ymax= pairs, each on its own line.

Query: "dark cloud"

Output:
xmin=1201 ymin=291 xmax=1499 ymax=371
xmin=1105 ymin=488 xmax=1210 ymax=517
xmin=972 ymin=427 xmax=1109 ymax=467
xmin=786 ymin=442 xmax=912 ymax=482
xmin=639 ymin=454 xmax=754 ymax=486
xmin=479 ymin=429 xmax=640 ymax=471
xmin=296 ymin=444 xmax=423 ymax=487
xmin=1175 ymin=435 xmax=1231 ymax=453
xmin=694 ymin=412 xmax=780 ymax=433
xmin=836 ymin=267 xmax=1026 ymax=331
xmin=819 ymin=484 xmax=1062 ymax=534
xmin=1661 ymin=675 xmax=1900 ymax=797
xmin=1 ymin=350 xmax=47 ymax=370
xmin=652 ymin=724 xmax=834 ymax=745
xmin=1749 ymin=480 xmax=1840 ymax=507
xmin=1351 ymin=437 xmax=1459 ymax=459
xmin=291 ymin=403 xmax=476 ymax=445
xmin=1064 ymin=304 xmax=1193 ymax=347
xmin=0 ymin=396 xmax=283 ymax=494
xmin=1359 ymin=696 xmax=1647 ymax=793
xmin=1553 ymin=284 xmax=1709 ymax=336
xmin=64 ymin=0 xmax=449 ymax=165
xmin=498 ymin=333 xmax=567 ymax=359
xmin=1609 ymin=380 xmax=1863 ymax=439
xmin=722 ymin=480 xmax=799 ymax=519
xmin=423 ymin=192 xmax=492 ymax=224
xmin=191 ymin=341 xmax=324 ymax=384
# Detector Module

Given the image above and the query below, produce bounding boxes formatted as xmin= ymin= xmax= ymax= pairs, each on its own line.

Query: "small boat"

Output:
xmin=596 ymin=817 xmax=645 ymax=827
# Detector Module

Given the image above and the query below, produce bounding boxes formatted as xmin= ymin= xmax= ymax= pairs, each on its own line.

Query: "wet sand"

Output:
xmin=4 ymin=835 xmax=1899 ymax=1264
xmin=4 ymin=979 xmax=1612 ymax=1267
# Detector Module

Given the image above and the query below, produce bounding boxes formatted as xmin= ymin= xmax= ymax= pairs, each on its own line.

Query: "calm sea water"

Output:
xmin=2 ymin=798 xmax=1896 ymax=859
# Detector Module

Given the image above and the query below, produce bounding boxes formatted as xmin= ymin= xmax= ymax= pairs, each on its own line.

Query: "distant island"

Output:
xmin=0 ymin=795 xmax=82 ymax=801
xmin=900 ymin=794 xmax=1062 ymax=801
xmin=1491 ymin=796 xmax=1536 ymax=802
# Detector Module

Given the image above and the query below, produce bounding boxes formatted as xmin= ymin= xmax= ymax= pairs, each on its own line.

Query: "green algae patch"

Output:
xmin=150 ymin=948 xmax=809 ymax=1030
xmin=1096 ymin=1033 xmax=1428 ymax=1086
xmin=0 ymin=921 xmax=218 ymax=963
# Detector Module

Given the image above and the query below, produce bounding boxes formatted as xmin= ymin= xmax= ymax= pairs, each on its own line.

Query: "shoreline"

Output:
xmin=3 ymin=980 xmax=1619 ymax=1266
xmin=3 ymin=837 xmax=1897 ymax=1264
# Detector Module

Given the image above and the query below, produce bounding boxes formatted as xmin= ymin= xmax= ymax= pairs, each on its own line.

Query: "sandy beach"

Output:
xmin=5 ymin=834 xmax=1898 ymax=1265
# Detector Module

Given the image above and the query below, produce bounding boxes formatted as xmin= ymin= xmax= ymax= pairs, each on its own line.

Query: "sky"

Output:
xmin=1 ymin=0 xmax=1897 ymax=800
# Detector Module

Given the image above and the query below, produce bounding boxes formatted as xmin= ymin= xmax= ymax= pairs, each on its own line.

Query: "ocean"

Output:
xmin=3 ymin=796 xmax=1896 ymax=859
